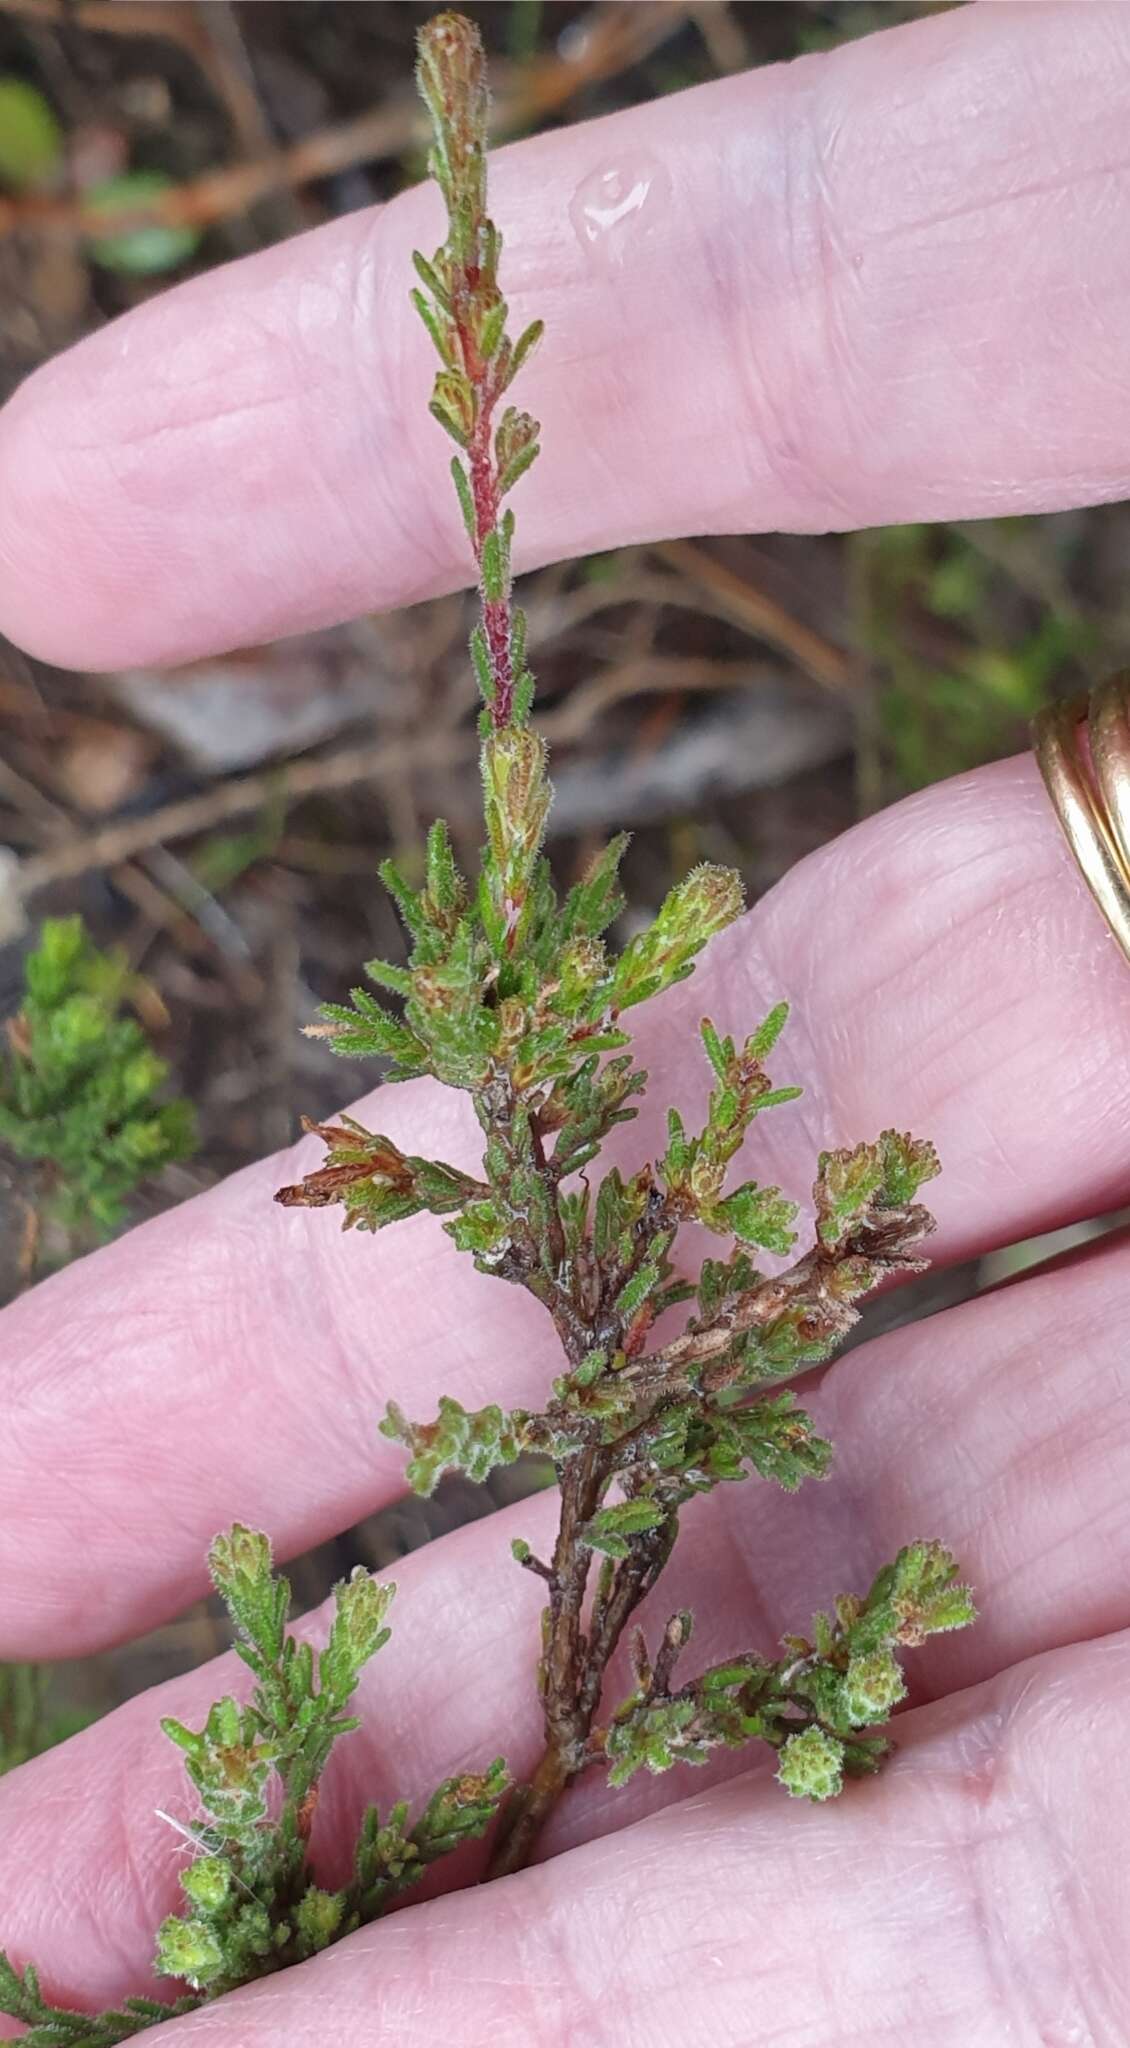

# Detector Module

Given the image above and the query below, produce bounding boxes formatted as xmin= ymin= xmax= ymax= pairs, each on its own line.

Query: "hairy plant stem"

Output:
xmin=486 ymin=1088 xmax=684 ymax=1877
xmin=468 ymin=408 xmax=514 ymax=725
xmin=488 ymin=1443 xmax=675 ymax=1879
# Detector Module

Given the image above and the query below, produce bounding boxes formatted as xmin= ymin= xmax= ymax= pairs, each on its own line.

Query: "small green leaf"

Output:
xmin=498 ymin=439 xmax=540 ymax=497
xmin=613 ymin=1260 xmax=662 ymax=1320
xmin=750 ymin=1001 xmax=790 ymax=1059
xmin=481 ymin=526 xmax=505 ymax=602
xmin=717 ymin=1183 xmax=798 ymax=1256
xmin=470 ymin=622 xmax=495 ymax=703
xmin=450 ymin=457 xmax=477 ymax=542
xmin=411 ymin=287 xmax=454 ymax=365
xmin=582 ymin=1497 xmax=666 ymax=1558
xmin=507 ymin=317 xmax=544 ymax=383
xmin=86 ymin=172 xmax=202 ymax=276
xmin=479 ymin=299 xmax=506 ymax=358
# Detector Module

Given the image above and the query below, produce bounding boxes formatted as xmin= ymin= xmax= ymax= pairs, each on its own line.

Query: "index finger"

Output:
xmin=1 ymin=1 xmax=1129 ymax=668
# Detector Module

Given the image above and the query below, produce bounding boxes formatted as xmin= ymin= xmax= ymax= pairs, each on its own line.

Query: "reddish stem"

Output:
xmin=458 ymin=309 xmax=514 ymax=727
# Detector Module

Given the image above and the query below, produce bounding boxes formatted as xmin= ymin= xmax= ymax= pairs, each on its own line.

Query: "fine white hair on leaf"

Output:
xmin=154 ymin=1810 xmax=258 ymax=1898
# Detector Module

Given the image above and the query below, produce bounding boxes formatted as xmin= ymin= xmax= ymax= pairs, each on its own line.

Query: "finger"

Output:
xmin=5 ymin=1225 xmax=1130 ymax=2010
xmin=2 ymin=3 xmax=1130 ymax=667
xmin=18 ymin=1628 xmax=1125 ymax=2046
xmin=6 ymin=753 xmax=1130 ymax=1658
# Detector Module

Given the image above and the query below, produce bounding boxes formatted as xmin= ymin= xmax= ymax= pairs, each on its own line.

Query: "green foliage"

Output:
xmin=0 ymin=77 xmax=62 ymax=191
xmin=86 ymin=172 xmax=202 ymax=276
xmin=0 ymin=919 xmax=194 ymax=1812
xmin=142 ymin=1524 xmax=507 ymax=2008
xmin=724 ymin=1393 xmax=834 ymax=1493
xmin=381 ymin=1395 xmax=526 ymax=1494
xmin=276 ymin=1113 xmax=481 ymax=1231
xmin=605 ymin=1543 xmax=974 ymax=1794
xmin=612 ymin=865 xmax=745 ymax=1011
xmin=0 ymin=1663 xmax=43 ymax=1776
xmin=660 ymin=1011 xmax=802 ymax=1245
xmin=0 ymin=916 xmax=195 ymax=1244
xmin=815 ymin=1130 xmax=939 ymax=1252
xmin=349 ymin=1758 xmax=510 ymax=1921
xmin=0 ymin=1955 xmax=196 ymax=2045
xmin=413 ymin=10 xmax=542 ymax=729
xmin=0 ymin=1663 xmax=92 ymax=1779
xmin=582 ymin=1497 xmax=669 ymax=1559
xmin=854 ymin=521 xmax=1095 ymax=790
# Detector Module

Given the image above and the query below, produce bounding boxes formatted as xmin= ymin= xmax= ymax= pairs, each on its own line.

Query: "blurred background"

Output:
xmin=1 ymin=0 xmax=1127 ymax=1743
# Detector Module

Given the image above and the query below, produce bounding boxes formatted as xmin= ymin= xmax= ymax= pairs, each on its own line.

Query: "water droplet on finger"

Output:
xmin=569 ymin=153 xmax=672 ymax=270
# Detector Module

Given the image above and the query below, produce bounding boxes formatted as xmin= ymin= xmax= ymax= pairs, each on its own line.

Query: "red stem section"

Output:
xmin=459 ymin=308 xmax=514 ymax=728
xmin=470 ymin=435 xmax=513 ymax=724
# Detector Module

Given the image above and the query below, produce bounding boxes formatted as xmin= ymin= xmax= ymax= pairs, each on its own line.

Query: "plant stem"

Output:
xmin=488 ymin=1440 xmax=677 ymax=1878
xmin=468 ymin=405 xmax=515 ymax=725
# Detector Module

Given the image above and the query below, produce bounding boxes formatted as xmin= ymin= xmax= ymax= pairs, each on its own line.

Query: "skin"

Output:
xmin=2 ymin=3 xmax=1130 ymax=2040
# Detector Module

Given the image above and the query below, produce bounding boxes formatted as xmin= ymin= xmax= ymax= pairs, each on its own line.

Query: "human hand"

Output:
xmin=2 ymin=4 xmax=1130 ymax=2040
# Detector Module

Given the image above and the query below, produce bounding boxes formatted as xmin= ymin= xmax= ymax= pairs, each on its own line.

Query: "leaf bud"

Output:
xmin=180 ymin=1857 xmax=232 ymax=1913
xmin=295 ymin=1887 xmax=346 ymax=1954
xmin=155 ymin=1915 xmax=225 ymax=1988
xmin=840 ymin=1650 xmax=907 ymax=1725
xmin=776 ymin=1725 xmax=845 ymax=1802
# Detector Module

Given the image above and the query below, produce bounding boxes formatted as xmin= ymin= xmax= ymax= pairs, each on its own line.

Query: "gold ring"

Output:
xmin=1033 ymin=671 xmax=1130 ymax=965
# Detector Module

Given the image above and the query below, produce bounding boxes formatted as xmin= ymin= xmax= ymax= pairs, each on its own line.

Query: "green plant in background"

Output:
xmin=0 ymin=73 xmax=199 ymax=273
xmin=855 ymin=522 xmax=1095 ymax=789
xmin=0 ymin=917 xmax=195 ymax=1782
xmin=85 ymin=172 xmax=202 ymax=278
xmin=0 ymin=76 xmax=62 ymax=192
xmin=0 ymin=1662 xmax=92 ymax=1779
xmin=0 ymin=915 xmax=195 ymax=1266
xmin=0 ymin=1665 xmax=41 ymax=1775
xmin=0 ymin=14 xmax=974 ymax=2033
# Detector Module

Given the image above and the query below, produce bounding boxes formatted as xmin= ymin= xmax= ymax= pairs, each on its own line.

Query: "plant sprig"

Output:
xmin=0 ymin=14 xmax=975 ymax=2035
xmin=414 ymin=9 xmax=543 ymax=730
xmin=1 ymin=1525 xmax=507 ymax=2034
xmin=279 ymin=9 xmax=975 ymax=1884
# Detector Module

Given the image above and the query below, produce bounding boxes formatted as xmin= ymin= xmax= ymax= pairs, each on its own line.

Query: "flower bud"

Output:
xmin=840 ymin=1650 xmax=907 ymax=1725
xmin=776 ymin=1725 xmax=845 ymax=1802
xmin=155 ymin=1915 xmax=225 ymax=1988
xmin=295 ymin=1886 xmax=346 ymax=1953
xmin=181 ymin=1857 xmax=232 ymax=1913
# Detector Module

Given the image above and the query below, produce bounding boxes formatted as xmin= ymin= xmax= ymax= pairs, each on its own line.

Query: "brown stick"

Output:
xmin=653 ymin=539 xmax=852 ymax=695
